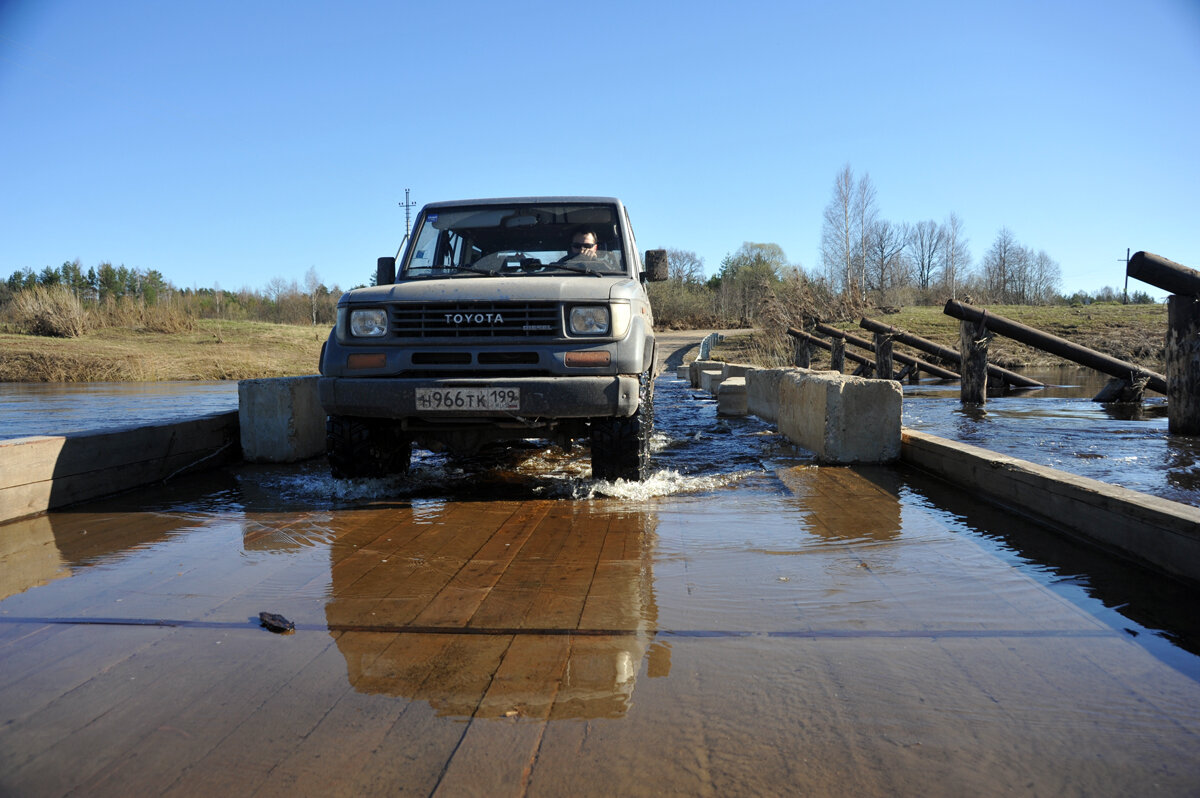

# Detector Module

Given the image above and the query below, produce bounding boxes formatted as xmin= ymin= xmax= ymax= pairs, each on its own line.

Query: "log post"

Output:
xmin=830 ymin=337 xmax=845 ymax=374
xmin=1167 ymin=295 xmax=1200 ymax=434
xmin=793 ymin=336 xmax=811 ymax=368
xmin=960 ymin=317 xmax=991 ymax=404
xmin=874 ymin=333 xmax=895 ymax=382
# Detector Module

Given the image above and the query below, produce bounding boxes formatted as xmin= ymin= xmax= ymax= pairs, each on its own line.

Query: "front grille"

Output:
xmin=391 ymin=302 xmax=560 ymax=338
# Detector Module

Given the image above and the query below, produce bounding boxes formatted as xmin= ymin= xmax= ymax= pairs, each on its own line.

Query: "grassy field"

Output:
xmin=710 ymin=302 xmax=1169 ymax=371
xmin=0 ymin=303 xmax=1170 ymax=382
xmin=0 ymin=320 xmax=327 ymax=382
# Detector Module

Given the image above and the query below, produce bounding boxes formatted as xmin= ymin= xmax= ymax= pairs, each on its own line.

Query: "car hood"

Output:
xmin=342 ymin=276 xmax=641 ymax=305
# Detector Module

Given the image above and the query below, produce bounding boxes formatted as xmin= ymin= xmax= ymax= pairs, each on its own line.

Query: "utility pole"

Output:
xmin=400 ymin=188 xmax=417 ymax=238
xmin=1121 ymin=247 xmax=1130 ymax=304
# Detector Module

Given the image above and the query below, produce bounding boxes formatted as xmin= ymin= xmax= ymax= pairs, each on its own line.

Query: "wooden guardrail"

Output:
xmin=858 ymin=317 xmax=1042 ymax=391
xmin=943 ymin=300 xmax=1167 ymax=401
xmin=1127 ymin=251 xmax=1200 ymax=297
xmin=787 ymin=327 xmax=877 ymax=374
xmin=810 ymin=323 xmax=959 ymax=381
xmin=1127 ymin=251 xmax=1200 ymax=434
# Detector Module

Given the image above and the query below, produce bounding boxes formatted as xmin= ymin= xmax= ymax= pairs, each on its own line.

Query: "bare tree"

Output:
xmin=304 ymin=267 xmax=324 ymax=325
xmin=941 ymin=213 xmax=970 ymax=300
xmin=665 ymin=249 xmax=705 ymax=284
xmin=863 ymin=220 xmax=910 ymax=305
xmin=853 ymin=172 xmax=878 ymax=296
xmin=1028 ymin=250 xmax=1062 ymax=304
xmin=982 ymin=227 xmax=1021 ymax=302
xmin=907 ymin=220 xmax=945 ymax=297
xmin=820 ymin=164 xmax=856 ymax=295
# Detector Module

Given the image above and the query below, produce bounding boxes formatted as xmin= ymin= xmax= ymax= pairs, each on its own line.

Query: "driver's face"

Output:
xmin=570 ymin=235 xmax=598 ymax=258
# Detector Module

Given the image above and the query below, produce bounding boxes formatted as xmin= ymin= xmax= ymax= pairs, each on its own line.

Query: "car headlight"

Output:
xmin=570 ymin=306 xmax=610 ymax=335
xmin=350 ymin=308 xmax=387 ymax=337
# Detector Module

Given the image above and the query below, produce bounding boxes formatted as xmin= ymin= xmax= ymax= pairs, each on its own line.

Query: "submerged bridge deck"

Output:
xmin=2 ymin=368 xmax=1199 ymax=796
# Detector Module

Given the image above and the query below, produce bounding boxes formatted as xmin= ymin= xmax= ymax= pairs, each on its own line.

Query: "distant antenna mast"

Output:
xmin=397 ymin=188 xmax=418 ymax=258
xmin=1121 ymin=247 xmax=1130 ymax=304
xmin=402 ymin=188 xmax=417 ymax=237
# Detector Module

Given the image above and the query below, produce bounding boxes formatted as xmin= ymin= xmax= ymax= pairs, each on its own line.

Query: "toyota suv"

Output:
xmin=318 ymin=197 xmax=668 ymax=481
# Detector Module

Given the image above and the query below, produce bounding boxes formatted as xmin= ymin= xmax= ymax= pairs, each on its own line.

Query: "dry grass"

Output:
xmin=0 ymin=320 xmax=327 ymax=382
xmin=710 ymin=303 xmax=1170 ymax=371
xmin=8 ymin=285 xmax=89 ymax=338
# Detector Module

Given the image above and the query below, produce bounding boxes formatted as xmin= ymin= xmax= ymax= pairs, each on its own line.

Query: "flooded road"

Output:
xmin=0 ymin=381 xmax=238 ymax=440
xmin=2 ymin=373 xmax=1199 ymax=796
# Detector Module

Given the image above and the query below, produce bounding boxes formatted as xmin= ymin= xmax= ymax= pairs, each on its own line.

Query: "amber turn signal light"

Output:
xmin=347 ymin=353 xmax=387 ymax=370
xmin=564 ymin=351 xmax=611 ymax=367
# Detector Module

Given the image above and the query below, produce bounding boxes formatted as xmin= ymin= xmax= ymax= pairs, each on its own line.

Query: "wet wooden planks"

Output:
xmin=0 ymin=496 xmax=652 ymax=796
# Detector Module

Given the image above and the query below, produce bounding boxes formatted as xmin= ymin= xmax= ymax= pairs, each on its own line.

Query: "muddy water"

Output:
xmin=2 ymin=374 xmax=1199 ymax=796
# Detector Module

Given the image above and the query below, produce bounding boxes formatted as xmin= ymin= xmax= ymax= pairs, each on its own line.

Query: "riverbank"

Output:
xmin=0 ymin=303 xmax=1168 ymax=382
xmin=0 ymin=320 xmax=325 ymax=382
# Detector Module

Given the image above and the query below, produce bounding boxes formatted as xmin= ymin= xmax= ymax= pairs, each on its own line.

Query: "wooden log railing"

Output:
xmin=942 ymin=300 xmax=1167 ymax=396
xmin=1127 ymin=251 xmax=1200 ymax=297
xmin=857 ymin=317 xmax=1043 ymax=390
xmin=811 ymin=323 xmax=960 ymax=381
xmin=1126 ymin=251 xmax=1200 ymax=434
xmin=786 ymin=328 xmax=876 ymax=374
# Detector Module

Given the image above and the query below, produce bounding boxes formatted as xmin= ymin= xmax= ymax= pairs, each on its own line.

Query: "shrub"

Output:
xmin=8 ymin=285 xmax=88 ymax=337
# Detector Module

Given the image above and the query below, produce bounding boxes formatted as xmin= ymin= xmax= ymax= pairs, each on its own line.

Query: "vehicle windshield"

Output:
xmin=402 ymin=202 xmax=626 ymax=278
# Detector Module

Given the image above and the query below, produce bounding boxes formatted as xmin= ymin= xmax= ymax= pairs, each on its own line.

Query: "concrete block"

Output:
xmin=699 ymin=369 xmax=726 ymax=395
xmin=777 ymin=372 xmax=901 ymax=464
xmin=745 ymin=368 xmax=787 ymax=423
xmin=690 ymin=359 xmax=724 ymax=388
xmin=238 ymin=376 xmax=325 ymax=463
xmin=722 ymin=363 xmax=754 ymax=379
xmin=717 ymin=377 xmax=748 ymax=416
xmin=676 ymin=365 xmax=691 ymax=381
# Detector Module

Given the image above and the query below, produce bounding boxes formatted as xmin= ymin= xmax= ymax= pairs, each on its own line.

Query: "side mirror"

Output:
xmin=644 ymin=249 xmax=669 ymax=282
xmin=377 ymin=256 xmax=396 ymax=286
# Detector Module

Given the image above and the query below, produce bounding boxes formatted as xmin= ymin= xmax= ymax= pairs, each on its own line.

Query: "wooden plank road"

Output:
xmin=0 ymin=463 xmax=1199 ymax=796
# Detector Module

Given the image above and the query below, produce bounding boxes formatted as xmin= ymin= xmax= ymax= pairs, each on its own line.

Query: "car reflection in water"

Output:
xmin=320 ymin=499 xmax=665 ymax=720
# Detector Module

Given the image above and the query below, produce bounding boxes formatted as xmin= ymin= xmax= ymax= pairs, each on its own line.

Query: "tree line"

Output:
xmin=650 ymin=163 xmax=1153 ymax=332
xmin=1 ymin=261 xmax=344 ymax=328
xmin=4 ymin=170 xmax=1154 ymax=338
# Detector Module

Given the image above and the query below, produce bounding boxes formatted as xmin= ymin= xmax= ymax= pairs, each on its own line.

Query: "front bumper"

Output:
xmin=318 ymin=375 xmax=640 ymax=420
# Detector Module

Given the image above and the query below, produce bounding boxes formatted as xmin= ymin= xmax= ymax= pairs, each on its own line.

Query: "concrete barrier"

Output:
xmin=0 ymin=412 xmax=240 ymax=525
xmin=777 ymin=370 xmax=902 ymax=464
xmin=238 ymin=375 xmax=325 ymax=463
xmin=901 ymin=428 xmax=1200 ymax=585
xmin=717 ymin=377 xmax=748 ymax=416
xmin=699 ymin=369 xmax=725 ymax=394
xmin=722 ymin=363 xmax=753 ymax=379
xmin=689 ymin=359 xmax=725 ymax=388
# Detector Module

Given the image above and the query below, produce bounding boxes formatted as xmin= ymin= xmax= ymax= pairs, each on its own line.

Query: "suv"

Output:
xmin=318 ymin=197 xmax=669 ymax=481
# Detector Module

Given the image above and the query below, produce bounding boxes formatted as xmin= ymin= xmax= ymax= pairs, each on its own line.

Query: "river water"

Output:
xmin=1 ymin=366 xmax=1197 ymax=508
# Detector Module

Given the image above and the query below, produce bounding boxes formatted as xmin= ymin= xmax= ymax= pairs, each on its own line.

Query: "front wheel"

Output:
xmin=591 ymin=373 xmax=653 ymax=481
xmin=326 ymin=415 xmax=412 ymax=479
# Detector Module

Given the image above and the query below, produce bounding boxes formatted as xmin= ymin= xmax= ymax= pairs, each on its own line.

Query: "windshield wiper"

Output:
xmin=551 ymin=261 xmax=605 ymax=277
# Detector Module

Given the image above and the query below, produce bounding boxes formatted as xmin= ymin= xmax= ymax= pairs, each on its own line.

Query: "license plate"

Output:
xmin=415 ymin=387 xmax=521 ymax=411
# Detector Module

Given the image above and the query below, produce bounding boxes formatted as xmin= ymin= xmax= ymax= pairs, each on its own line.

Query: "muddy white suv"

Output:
xmin=318 ymin=197 xmax=668 ymax=481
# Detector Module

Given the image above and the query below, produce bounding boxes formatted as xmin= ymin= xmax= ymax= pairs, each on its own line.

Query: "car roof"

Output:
xmin=421 ymin=196 xmax=623 ymax=209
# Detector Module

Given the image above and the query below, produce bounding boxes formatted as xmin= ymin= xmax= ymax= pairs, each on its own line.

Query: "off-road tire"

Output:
xmin=326 ymin=415 xmax=412 ymax=479
xmin=591 ymin=373 xmax=653 ymax=481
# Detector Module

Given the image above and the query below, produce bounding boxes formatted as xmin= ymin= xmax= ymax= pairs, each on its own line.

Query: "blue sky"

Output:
xmin=2 ymin=0 xmax=1197 ymax=298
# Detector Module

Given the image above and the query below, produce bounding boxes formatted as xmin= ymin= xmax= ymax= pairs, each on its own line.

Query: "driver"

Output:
xmin=568 ymin=229 xmax=599 ymax=259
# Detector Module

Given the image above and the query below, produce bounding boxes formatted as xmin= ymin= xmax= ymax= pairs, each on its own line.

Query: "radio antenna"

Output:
xmin=397 ymin=188 xmax=417 ymax=258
